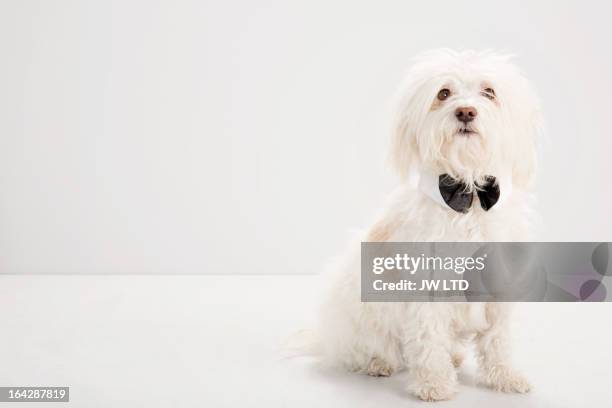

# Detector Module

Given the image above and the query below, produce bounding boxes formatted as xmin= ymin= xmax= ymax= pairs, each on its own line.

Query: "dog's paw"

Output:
xmin=408 ymin=370 xmax=458 ymax=402
xmin=366 ymin=357 xmax=394 ymax=377
xmin=409 ymin=380 xmax=458 ymax=402
xmin=482 ymin=365 xmax=531 ymax=393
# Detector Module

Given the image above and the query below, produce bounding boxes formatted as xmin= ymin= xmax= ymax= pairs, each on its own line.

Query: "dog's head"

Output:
xmin=390 ymin=49 xmax=543 ymax=188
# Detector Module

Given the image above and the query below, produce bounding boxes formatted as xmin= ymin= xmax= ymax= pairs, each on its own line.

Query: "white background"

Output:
xmin=1 ymin=0 xmax=612 ymax=275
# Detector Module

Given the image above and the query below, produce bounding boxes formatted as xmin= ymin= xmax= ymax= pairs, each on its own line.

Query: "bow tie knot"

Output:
xmin=438 ymin=174 xmax=500 ymax=213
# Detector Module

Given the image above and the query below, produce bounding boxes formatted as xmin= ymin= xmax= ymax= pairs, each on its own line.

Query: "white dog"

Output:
xmin=314 ymin=50 xmax=542 ymax=401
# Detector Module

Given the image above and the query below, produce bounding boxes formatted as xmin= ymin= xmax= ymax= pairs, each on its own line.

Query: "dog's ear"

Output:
xmin=511 ymin=110 xmax=543 ymax=190
xmin=389 ymin=108 xmax=418 ymax=181
xmin=506 ymin=81 xmax=544 ymax=190
xmin=388 ymin=80 xmax=425 ymax=182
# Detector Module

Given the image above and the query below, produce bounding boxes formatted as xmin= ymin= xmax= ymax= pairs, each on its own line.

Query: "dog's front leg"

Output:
xmin=476 ymin=303 xmax=531 ymax=393
xmin=403 ymin=304 xmax=458 ymax=401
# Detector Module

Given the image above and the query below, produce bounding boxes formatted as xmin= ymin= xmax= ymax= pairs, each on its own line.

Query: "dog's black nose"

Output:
xmin=455 ymin=106 xmax=477 ymax=123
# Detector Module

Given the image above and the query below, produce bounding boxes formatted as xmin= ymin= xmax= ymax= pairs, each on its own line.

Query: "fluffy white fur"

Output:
xmin=315 ymin=50 xmax=543 ymax=401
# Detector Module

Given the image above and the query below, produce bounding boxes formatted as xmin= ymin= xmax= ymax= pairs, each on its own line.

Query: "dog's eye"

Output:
xmin=482 ymin=88 xmax=496 ymax=100
xmin=437 ymin=89 xmax=451 ymax=101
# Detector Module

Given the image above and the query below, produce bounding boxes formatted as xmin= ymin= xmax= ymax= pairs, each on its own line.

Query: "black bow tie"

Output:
xmin=438 ymin=174 xmax=500 ymax=213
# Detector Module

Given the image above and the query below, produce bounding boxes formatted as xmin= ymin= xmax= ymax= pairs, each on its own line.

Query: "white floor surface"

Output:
xmin=0 ymin=275 xmax=610 ymax=407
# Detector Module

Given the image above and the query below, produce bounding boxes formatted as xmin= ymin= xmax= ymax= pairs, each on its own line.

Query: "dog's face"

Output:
xmin=391 ymin=50 xmax=543 ymax=188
